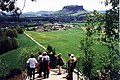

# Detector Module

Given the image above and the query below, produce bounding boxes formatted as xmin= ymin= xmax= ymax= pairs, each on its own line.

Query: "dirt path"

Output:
xmin=26 ymin=69 xmax=80 ymax=80
xmin=24 ymin=32 xmax=46 ymax=50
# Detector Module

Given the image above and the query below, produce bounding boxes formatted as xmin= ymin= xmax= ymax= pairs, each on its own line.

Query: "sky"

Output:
xmin=16 ymin=0 xmax=111 ymax=13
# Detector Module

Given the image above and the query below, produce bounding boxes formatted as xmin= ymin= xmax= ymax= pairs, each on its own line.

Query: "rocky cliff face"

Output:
xmin=54 ymin=5 xmax=87 ymax=16
xmin=63 ymin=5 xmax=85 ymax=11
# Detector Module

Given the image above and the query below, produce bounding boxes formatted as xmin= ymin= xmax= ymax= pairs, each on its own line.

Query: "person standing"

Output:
xmin=26 ymin=54 xmax=37 ymax=80
xmin=66 ymin=53 xmax=71 ymax=78
xmin=38 ymin=52 xmax=43 ymax=77
xmin=68 ymin=54 xmax=77 ymax=80
xmin=56 ymin=53 xmax=64 ymax=75
xmin=42 ymin=52 xmax=50 ymax=79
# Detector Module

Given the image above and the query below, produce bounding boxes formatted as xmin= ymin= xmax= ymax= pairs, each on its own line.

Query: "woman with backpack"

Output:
xmin=56 ymin=53 xmax=64 ymax=75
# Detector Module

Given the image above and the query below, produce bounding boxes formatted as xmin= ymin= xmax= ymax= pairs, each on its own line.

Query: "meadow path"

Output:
xmin=24 ymin=32 xmax=46 ymax=50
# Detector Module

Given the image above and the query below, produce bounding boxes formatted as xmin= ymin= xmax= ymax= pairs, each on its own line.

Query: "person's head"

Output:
xmin=57 ymin=53 xmax=62 ymax=58
xmin=30 ymin=54 xmax=34 ymax=58
xmin=42 ymin=52 xmax=47 ymax=56
xmin=70 ymin=54 xmax=77 ymax=63
xmin=50 ymin=52 xmax=53 ymax=55
xmin=39 ymin=52 xmax=42 ymax=55
xmin=68 ymin=53 xmax=71 ymax=57
xmin=71 ymin=54 xmax=74 ymax=58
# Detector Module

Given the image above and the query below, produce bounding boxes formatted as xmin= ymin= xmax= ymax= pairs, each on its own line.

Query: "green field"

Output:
xmin=26 ymin=28 xmax=109 ymax=61
xmin=0 ymin=34 xmax=41 ymax=75
xmin=26 ymin=28 xmax=85 ymax=59
xmin=0 ymin=27 xmax=109 ymax=76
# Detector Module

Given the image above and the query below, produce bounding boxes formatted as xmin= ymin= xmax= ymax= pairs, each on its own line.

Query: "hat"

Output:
xmin=44 ymin=52 xmax=47 ymax=54
xmin=43 ymin=52 xmax=47 ymax=55
xmin=71 ymin=54 xmax=74 ymax=57
xmin=57 ymin=53 xmax=62 ymax=57
xmin=50 ymin=52 xmax=53 ymax=54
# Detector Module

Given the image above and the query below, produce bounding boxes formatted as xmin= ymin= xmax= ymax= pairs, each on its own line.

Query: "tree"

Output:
xmin=100 ymin=0 xmax=119 ymax=79
xmin=0 ymin=37 xmax=13 ymax=54
xmin=11 ymin=37 xmax=19 ymax=49
xmin=7 ymin=29 xmax=18 ymax=38
xmin=79 ymin=36 xmax=95 ymax=79
xmin=78 ymin=11 xmax=100 ymax=79
xmin=81 ymin=0 xmax=119 ymax=79
xmin=15 ymin=26 xmax=25 ymax=34
xmin=0 ymin=0 xmax=35 ymax=16
xmin=0 ymin=0 xmax=21 ymax=16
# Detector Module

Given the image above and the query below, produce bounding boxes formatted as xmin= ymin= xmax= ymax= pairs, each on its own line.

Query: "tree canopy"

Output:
xmin=0 ymin=0 xmax=35 ymax=16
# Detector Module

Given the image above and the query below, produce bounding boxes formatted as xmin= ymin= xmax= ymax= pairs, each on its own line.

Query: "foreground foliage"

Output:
xmin=77 ymin=0 xmax=119 ymax=79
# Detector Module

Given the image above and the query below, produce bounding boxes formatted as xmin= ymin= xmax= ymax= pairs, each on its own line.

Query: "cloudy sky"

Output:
xmin=16 ymin=0 xmax=111 ymax=13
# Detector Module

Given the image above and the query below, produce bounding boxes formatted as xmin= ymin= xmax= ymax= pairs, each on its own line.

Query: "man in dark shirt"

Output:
xmin=42 ymin=52 xmax=50 ymax=79
xmin=67 ymin=54 xmax=77 ymax=80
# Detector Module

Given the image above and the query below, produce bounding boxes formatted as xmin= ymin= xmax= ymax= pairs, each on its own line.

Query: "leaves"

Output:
xmin=0 ymin=0 xmax=22 ymax=16
xmin=0 ymin=60 xmax=10 ymax=76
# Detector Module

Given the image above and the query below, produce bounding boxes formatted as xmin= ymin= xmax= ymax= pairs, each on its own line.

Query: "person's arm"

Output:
xmin=26 ymin=58 xmax=30 ymax=63
xmin=34 ymin=58 xmax=38 ymax=67
xmin=38 ymin=56 xmax=40 ymax=61
xmin=26 ymin=59 xmax=30 ymax=69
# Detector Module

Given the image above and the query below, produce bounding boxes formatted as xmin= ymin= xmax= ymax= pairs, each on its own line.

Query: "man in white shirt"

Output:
xmin=27 ymin=54 xmax=37 ymax=80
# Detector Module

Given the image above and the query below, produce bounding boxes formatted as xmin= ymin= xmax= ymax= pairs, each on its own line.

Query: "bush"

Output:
xmin=11 ymin=38 xmax=19 ymax=49
xmin=0 ymin=37 xmax=19 ymax=55
xmin=7 ymin=29 xmax=18 ymax=38
xmin=5 ymin=68 xmax=22 ymax=79
xmin=0 ymin=76 xmax=6 ymax=80
xmin=16 ymin=26 xmax=24 ymax=34
xmin=0 ymin=37 xmax=12 ymax=54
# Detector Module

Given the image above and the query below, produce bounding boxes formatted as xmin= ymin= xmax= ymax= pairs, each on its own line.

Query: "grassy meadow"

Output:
xmin=0 ymin=34 xmax=42 ymax=75
xmin=26 ymin=27 xmax=109 ymax=61
xmin=0 ymin=27 xmax=109 ymax=76
xmin=26 ymin=28 xmax=85 ymax=59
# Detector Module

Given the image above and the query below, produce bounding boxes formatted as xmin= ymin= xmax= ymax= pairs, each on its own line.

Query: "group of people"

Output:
xmin=26 ymin=52 xmax=50 ymax=80
xmin=26 ymin=52 xmax=77 ymax=80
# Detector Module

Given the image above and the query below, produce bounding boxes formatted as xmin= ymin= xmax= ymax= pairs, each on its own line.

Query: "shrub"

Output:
xmin=5 ymin=68 xmax=22 ymax=79
xmin=0 ymin=37 xmax=12 ymax=54
xmin=16 ymin=26 xmax=24 ymax=34
xmin=7 ymin=29 xmax=18 ymax=38
xmin=0 ymin=37 xmax=19 ymax=54
xmin=0 ymin=76 xmax=6 ymax=80
xmin=11 ymin=38 xmax=19 ymax=49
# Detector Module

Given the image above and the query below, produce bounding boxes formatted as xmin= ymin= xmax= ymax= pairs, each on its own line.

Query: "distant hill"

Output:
xmin=99 ymin=10 xmax=106 ymax=14
xmin=35 ymin=11 xmax=54 ymax=16
xmin=20 ymin=5 xmax=106 ymax=17
xmin=63 ymin=5 xmax=85 ymax=11
xmin=54 ymin=5 xmax=88 ymax=16
xmin=21 ymin=11 xmax=54 ymax=17
xmin=21 ymin=5 xmax=88 ymax=17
